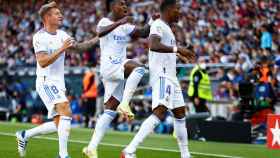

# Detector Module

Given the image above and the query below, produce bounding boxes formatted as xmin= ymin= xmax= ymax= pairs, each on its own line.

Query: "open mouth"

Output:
xmin=123 ymin=9 xmax=128 ymax=15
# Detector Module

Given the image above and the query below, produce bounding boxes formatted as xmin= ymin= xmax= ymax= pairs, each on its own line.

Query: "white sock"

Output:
xmin=122 ymin=67 xmax=145 ymax=104
xmin=58 ymin=116 xmax=71 ymax=157
xmin=88 ymin=110 xmax=117 ymax=150
xmin=174 ymin=118 xmax=191 ymax=158
xmin=25 ymin=121 xmax=57 ymax=139
xmin=125 ymin=114 xmax=160 ymax=153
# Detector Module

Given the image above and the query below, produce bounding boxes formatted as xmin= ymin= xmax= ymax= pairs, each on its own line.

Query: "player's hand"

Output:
xmin=118 ymin=16 xmax=133 ymax=25
xmin=178 ymin=47 xmax=195 ymax=62
xmin=61 ymin=37 xmax=75 ymax=51
xmin=176 ymin=53 xmax=189 ymax=63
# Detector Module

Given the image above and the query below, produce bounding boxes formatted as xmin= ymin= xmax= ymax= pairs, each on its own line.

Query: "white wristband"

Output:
xmin=173 ymin=46 xmax=178 ymax=53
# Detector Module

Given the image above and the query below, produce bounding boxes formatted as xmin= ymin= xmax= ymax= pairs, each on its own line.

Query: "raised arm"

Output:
xmin=130 ymin=24 xmax=150 ymax=39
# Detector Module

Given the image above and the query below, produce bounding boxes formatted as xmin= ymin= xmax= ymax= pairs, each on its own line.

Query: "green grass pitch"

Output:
xmin=0 ymin=122 xmax=279 ymax=158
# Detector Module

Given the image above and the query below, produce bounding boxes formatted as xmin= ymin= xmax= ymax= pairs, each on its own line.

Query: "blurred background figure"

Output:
xmin=188 ymin=58 xmax=213 ymax=113
xmin=81 ymin=68 xmax=98 ymax=128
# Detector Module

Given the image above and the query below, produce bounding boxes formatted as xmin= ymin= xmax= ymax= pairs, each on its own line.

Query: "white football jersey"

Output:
xmin=33 ymin=29 xmax=70 ymax=89
xmin=97 ymin=17 xmax=135 ymax=78
xmin=149 ymin=19 xmax=177 ymax=84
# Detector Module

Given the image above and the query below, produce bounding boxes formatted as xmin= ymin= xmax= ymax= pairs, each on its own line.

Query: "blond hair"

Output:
xmin=38 ymin=1 xmax=58 ymax=19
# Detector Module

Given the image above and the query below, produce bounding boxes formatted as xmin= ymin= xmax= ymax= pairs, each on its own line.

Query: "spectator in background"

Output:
xmin=81 ymin=68 xmax=98 ymax=128
xmin=258 ymin=56 xmax=274 ymax=84
xmin=260 ymin=25 xmax=272 ymax=51
xmin=188 ymin=58 xmax=213 ymax=113
xmin=68 ymin=94 xmax=83 ymax=126
xmin=95 ymin=76 xmax=105 ymax=117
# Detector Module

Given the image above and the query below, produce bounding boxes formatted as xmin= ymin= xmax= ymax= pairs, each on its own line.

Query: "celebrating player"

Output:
xmin=82 ymin=0 xmax=159 ymax=158
xmin=15 ymin=2 xmax=98 ymax=158
xmin=121 ymin=0 xmax=194 ymax=158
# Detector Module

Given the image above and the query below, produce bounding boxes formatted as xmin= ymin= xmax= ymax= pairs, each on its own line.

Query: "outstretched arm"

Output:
xmin=70 ymin=36 xmax=99 ymax=53
xmin=130 ymin=24 xmax=151 ymax=39
xmin=98 ymin=16 xmax=133 ymax=37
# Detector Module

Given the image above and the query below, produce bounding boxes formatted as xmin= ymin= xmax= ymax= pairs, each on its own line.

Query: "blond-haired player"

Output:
xmin=16 ymin=2 xmax=98 ymax=158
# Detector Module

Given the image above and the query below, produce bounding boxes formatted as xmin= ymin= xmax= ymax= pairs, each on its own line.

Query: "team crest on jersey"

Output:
xmin=113 ymin=35 xmax=128 ymax=44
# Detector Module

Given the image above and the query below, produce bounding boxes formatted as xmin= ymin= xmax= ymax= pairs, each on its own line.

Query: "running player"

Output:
xmin=121 ymin=0 xmax=194 ymax=158
xmin=15 ymin=2 xmax=98 ymax=158
xmin=82 ymin=0 xmax=159 ymax=158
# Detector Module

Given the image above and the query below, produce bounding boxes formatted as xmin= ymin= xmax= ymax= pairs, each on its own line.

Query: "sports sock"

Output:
xmin=58 ymin=116 xmax=71 ymax=157
xmin=122 ymin=67 xmax=145 ymax=104
xmin=25 ymin=121 xmax=57 ymax=139
xmin=88 ymin=110 xmax=117 ymax=150
xmin=124 ymin=114 xmax=160 ymax=153
xmin=174 ymin=117 xmax=191 ymax=158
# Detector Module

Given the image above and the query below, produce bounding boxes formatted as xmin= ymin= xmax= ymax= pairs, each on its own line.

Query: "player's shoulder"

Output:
xmin=33 ymin=29 xmax=47 ymax=40
xmin=152 ymin=19 xmax=165 ymax=26
xmin=97 ymin=17 xmax=112 ymax=25
xmin=57 ymin=29 xmax=69 ymax=36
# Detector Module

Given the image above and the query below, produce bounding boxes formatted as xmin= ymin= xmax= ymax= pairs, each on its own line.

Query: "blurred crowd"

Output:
xmin=0 ymin=0 xmax=280 ymax=134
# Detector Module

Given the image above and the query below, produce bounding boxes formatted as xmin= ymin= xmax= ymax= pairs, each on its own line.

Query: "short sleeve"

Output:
xmin=149 ymin=21 xmax=163 ymax=38
xmin=96 ymin=18 xmax=113 ymax=32
xmin=33 ymin=34 xmax=48 ymax=53
xmin=60 ymin=30 xmax=71 ymax=41
xmin=123 ymin=23 xmax=136 ymax=35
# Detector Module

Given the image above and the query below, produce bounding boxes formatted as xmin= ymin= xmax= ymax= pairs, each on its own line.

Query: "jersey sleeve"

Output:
xmin=33 ymin=34 xmax=48 ymax=53
xmin=96 ymin=18 xmax=113 ymax=32
xmin=149 ymin=21 xmax=163 ymax=38
xmin=61 ymin=30 xmax=71 ymax=41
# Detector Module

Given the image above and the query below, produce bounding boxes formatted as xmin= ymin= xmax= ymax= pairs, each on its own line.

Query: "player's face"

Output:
xmin=170 ymin=2 xmax=181 ymax=23
xmin=112 ymin=0 xmax=128 ymax=19
xmin=45 ymin=8 xmax=63 ymax=26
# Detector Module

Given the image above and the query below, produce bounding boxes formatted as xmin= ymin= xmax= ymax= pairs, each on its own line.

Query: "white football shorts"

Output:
xmin=152 ymin=77 xmax=185 ymax=110
xmin=36 ymin=77 xmax=68 ymax=119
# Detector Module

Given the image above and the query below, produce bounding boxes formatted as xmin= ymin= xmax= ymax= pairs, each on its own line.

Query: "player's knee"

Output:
xmin=105 ymin=96 xmax=120 ymax=111
xmin=53 ymin=115 xmax=60 ymax=127
xmin=153 ymin=106 xmax=168 ymax=121
xmin=56 ymin=102 xmax=72 ymax=117
xmin=124 ymin=61 xmax=145 ymax=77
xmin=172 ymin=107 xmax=186 ymax=119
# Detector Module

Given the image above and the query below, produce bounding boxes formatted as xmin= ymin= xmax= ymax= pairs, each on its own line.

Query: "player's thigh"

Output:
xmin=153 ymin=105 xmax=168 ymax=121
xmin=123 ymin=59 xmax=143 ymax=77
xmin=172 ymin=106 xmax=186 ymax=119
xmin=103 ymin=79 xmax=124 ymax=108
xmin=55 ymin=102 xmax=71 ymax=117
xmin=152 ymin=77 xmax=173 ymax=110
xmin=36 ymin=81 xmax=69 ymax=118
xmin=171 ymin=82 xmax=186 ymax=119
